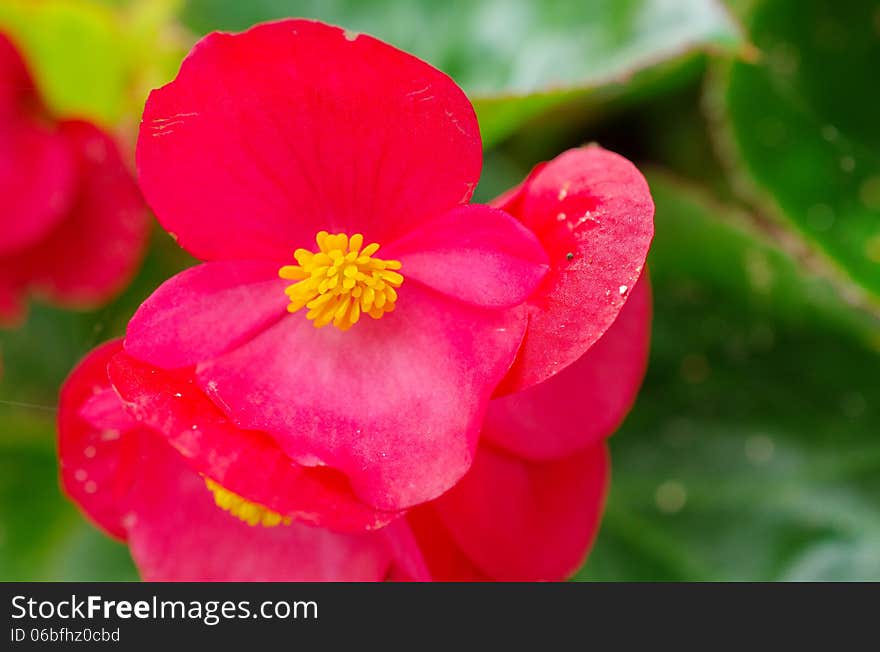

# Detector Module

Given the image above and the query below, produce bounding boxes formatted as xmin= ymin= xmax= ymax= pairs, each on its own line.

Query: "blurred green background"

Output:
xmin=1 ymin=0 xmax=879 ymax=581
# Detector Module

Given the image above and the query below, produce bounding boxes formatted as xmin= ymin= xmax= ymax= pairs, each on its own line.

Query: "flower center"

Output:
xmin=204 ymin=478 xmax=291 ymax=527
xmin=279 ymin=231 xmax=403 ymax=331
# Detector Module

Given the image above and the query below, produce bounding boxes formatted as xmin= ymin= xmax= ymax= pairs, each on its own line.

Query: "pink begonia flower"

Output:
xmin=60 ymin=134 xmax=654 ymax=579
xmin=0 ymin=33 xmax=148 ymax=325
xmin=59 ymin=268 xmax=648 ymax=579
xmin=124 ymin=19 xmax=653 ymax=516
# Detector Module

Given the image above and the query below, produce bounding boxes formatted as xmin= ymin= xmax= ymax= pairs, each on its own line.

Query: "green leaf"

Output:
xmin=0 ymin=0 xmax=188 ymax=127
xmin=181 ymin=0 xmax=743 ymax=145
xmin=0 ymin=232 xmax=193 ymax=581
xmin=0 ymin=410 xmax=137 ymax=581
xmin=708 ymin=0 xmax=880 ymax=302
xmin=576 ymin=172 xmax=880 ymax=581
xmin=0 ymin=0 xmax=128 ymax=126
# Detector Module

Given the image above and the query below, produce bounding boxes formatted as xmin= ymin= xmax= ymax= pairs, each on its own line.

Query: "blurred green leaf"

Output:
xmin=577 ymin=172 xmax=880 ymax=581
xmin=0 ymin=411 xmax=137 ymax=581
xmin=0 ymin=231 xmax=193 ymax=581
xmin=0 ymin=0 xmax=128 ymax=125
xmin=181 ymin=0 xmax=742 ymax=145
xmin=0 ymin=0 xmax=189 ymax=127
xmin=708 ymin=0 xmax=880 ymax=302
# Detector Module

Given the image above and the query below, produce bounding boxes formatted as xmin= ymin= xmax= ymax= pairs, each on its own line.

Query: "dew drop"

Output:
xmin=557 ymin=182 xmax=570 ymax=200
xmin=655 ymin=481 xmax=687 ymax=514
xmin=84 ymin=446 xmax=97 ymax=459
xmin=619 ymin=285 xmax=628 ymax=295
xmin=821 ymin=124 xmax=839 ymax=142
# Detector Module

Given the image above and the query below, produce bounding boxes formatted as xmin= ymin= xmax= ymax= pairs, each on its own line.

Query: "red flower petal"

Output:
xmin=0 ymin=33 xmax=34 ymax=111
xmin=431 ymin=442 xmax=610 ymax=581
xmin=0 ymin=118 xmax=76 ymax=256
xmin=493 ymin=145 xmax=654 ymax=394
xmin=378 ymin=519 xmax=433 ymax=581
xmin=196 ymin=284 xmax=527 ymax=511
xmin=383 ymin=204 xmax=549 ymax=309
xmin=0 ymin=275 xmax=25 ymax=325
xmin=108 ymin=349 xmax=400 ymax=532
xmin=7 ymin=121 xmax=148 ymax=307
xmin=483 ymin=275 xmax=651 ymax=461
xmin=125 ymin=260 xmax=287 ymax=369
xmin=59 ymin=339 xmax=393 ymax=581
xmin=394 ymin=508 xmax=490 ymax=581
xmin=137 ymin=19 xmax=481 ymax=262
xmin=0 ymin=34 xmax=75 ymax=257
xmin=126 ymin=433 xmax=392 ymax=581
xmin=58 ymin=340 xmax=140 ymax=540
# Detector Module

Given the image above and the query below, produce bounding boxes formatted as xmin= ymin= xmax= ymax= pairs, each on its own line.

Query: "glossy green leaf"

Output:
xmin=181 ymin=0 xmax=742 ymax=145
xmin=577 ymin=172 xmax=880 ymax=581
xmin=710 ymin=0 xmax=880 ymax=301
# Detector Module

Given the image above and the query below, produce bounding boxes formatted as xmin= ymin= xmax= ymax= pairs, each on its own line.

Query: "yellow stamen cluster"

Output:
xmin=279 ymin=231 xmax=403 ymax=331
xmin=204 ymin=478 xmax=291 ymax=527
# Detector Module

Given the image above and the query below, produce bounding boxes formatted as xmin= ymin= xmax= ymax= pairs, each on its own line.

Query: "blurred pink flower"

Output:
xmin=0 ymin=33 xmax=148 ymax=325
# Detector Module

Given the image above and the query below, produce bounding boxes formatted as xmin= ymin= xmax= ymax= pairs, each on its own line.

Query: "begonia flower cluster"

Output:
xmin=59 ymin=20 xmax=654 ymax=581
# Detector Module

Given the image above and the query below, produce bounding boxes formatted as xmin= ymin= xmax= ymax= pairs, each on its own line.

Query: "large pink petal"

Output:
xmin=382 ymin=204 xmax=549 ymax=309
xmin=108 ymin=350 xmax=400 ymax=532
xmin=126 ymin=432 xmax=392 ymax=582
xmin=58 ymin=339 xmax=140 ymax=540
xmin=137 ymin=19 xmax=481 ymax=262
xmin=197 ymin=284 xmax=527 ymax=511
xmin=9 ymin=121 xmax=148 ymax=306
xmin=125 ymin=260 xmax=287 ymax=369
xmin=432 ymin=442 xmax=610 ymax=581
xmin=484 ymin=275 xmax=651 ymax=461
xmin=493 ymin=145 xmax=654 ymax=394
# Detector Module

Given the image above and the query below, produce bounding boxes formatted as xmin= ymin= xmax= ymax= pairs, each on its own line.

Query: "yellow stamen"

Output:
xmin=279 ymin=231 xmax=403 ymax=331
xmin=204 ymin=478 xmax=291 ymax=527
